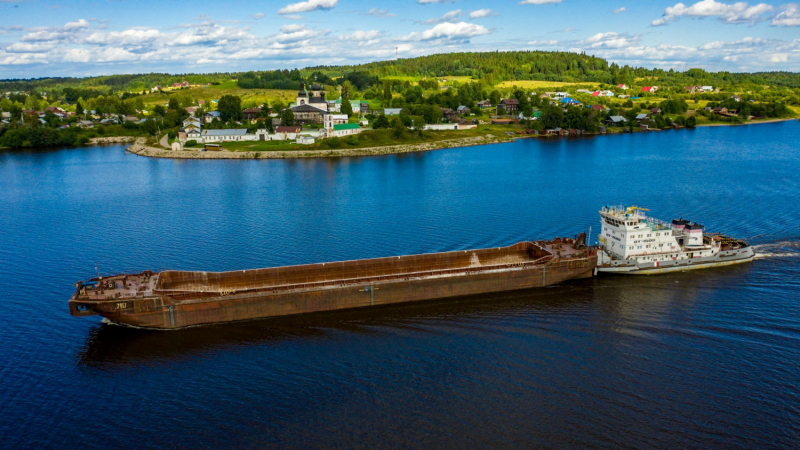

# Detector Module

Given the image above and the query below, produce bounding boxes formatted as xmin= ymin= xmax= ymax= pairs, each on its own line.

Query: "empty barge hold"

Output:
xmin=69 ymin=235 xmax=596 ymax=329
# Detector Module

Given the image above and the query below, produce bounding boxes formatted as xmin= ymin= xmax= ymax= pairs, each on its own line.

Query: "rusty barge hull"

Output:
xmin=69 ymin=239 xmax=596 ymax=329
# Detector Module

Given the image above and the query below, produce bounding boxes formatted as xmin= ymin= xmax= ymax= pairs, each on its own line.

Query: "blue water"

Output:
xmin=1 ymin=122 xmax=799 ymax=449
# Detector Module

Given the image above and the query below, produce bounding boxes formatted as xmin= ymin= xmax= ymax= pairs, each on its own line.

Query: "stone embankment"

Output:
xmin=89 ymin=136 xmax=136 ymax=145
xmin=126 ymin=135 xmax=510 ymax=160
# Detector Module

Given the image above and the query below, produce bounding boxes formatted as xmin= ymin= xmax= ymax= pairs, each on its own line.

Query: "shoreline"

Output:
xmin=696 ymin=117 xmax=797 ymax=127
xmin=126 ymin=134 xmax=513 ymax=159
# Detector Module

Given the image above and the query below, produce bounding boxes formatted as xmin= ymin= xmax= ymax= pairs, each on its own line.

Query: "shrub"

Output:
xmin=184 ymin=140 xmax=198 ymax=147
xmin=327 ymin=137 xmax=342 ymax=148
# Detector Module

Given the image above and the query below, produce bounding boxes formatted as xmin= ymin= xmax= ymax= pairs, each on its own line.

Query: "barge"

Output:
xmin=597 ymin=205 xmax=753 ymax=274
xmin=69 ymin=235 xmax=596 ymax=329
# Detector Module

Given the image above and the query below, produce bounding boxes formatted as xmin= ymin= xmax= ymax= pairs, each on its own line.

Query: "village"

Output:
xmin=1 ymin=70 xmax=795 ymax=153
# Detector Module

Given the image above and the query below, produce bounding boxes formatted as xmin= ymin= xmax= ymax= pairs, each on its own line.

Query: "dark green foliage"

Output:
xmin=340 ymin=99 xmax=354 ymax=117
xmin=184 ymin=140 xmax=199 ymax=147
xmin=327 ymin=137 xmax=342 ymax=148
xmin=237 ymin=69 xmax=303 ymax=89
xmin=281 ymin=109 xmax=295 ymax=126
xmin=0 ymin=127 xmax=79 ymax=148
xmin=217 ymin=95 xmax=243 ymax=122
xmin=341 ymin=71 xmax=379 ymax=90
xmin=686 ymin=115 xmax=697 ymax=127
xmin=373 ymin=114 xmax=390 ymax=128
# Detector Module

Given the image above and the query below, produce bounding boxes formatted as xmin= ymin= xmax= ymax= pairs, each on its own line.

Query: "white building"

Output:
xmin=323 ymin=114 xmax=348 ymax=130
xmin=201 ymin=129 xmax=251 ymax=143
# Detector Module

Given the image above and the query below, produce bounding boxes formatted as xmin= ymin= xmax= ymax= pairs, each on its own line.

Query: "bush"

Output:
xmin=168 ymin=131 xmax=176 ymax=139
xmin=77 ymin=136 xmax=90 ymax=145
xmin=184 ymin=140 xmax=198 ymax=147
xmin=346 ymin=135 xmax=359 ymax=146
xmin=326 ymin=137 xmax=342 ymax=148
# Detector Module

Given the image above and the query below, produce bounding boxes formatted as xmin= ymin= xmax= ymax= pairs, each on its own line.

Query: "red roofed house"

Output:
xmin=181 ymin=81 xmax=190 ymax=87
xmin=591 ymin=91 xmax=601 ymax=97
xmin=617 ymin=84 xmax=628 ymax=90
xmin=641 ymin=86 xmax=658 ymax=93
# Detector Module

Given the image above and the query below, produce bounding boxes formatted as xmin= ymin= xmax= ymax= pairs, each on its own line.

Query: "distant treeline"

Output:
xmin=3 ymin=51 xmax=800 ymax=96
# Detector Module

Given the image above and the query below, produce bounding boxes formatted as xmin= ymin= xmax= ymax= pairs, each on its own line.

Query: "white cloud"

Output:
xmin=419 ymin=9 xmax=462 ymax=24
xmin=528 ymin=39 xmax=559 ymax=46
xmin=417 ymin=0 xmax=458 ymax=4
xmin=613 ymin=7 xmax=626 ymax=14
xmin=84 ymin=29 xmax=161 ymax=46
xmin=579 ymin=32 xmax=641 ymax=48
xmin=273 ymin=24 xmax=325 ymax=43
xmin=64 ymin=19 xmax=90 ymax=31
xmin=771 ymin=3 xmax=800 ymax=26
xmin=339 ymin=30 xmax=383 ymax=46
xmin=252 ymin=13 xmax=265 ymax=19
xmin=410 ymin=21 xmax=491 ymax=41
xmin=469 ymin=9 xmax=498 ymax=18
xmin=518 ymin=0 xmax=561 ymax=4
xmin=652 ymin=0 xmax=775 ymax=26
xmin=365 ymin=8 xmax=396 ymax=17
xmin=277 ymin=0 xmax=337 ymax=15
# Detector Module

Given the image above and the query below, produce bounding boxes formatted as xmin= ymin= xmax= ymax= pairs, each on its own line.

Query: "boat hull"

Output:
xmin=596 ymin=247 xmax=754 ymax=275
xmin=72 ymin=256 xmax=596 ymax=329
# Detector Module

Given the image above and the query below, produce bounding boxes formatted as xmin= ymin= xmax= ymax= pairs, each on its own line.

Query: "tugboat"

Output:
xmin=596 ymin=205 xmax=753 ymax=275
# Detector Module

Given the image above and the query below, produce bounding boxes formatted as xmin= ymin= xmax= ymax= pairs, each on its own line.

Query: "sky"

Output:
xmin=0 ymin=0 xmax=798 ymax=78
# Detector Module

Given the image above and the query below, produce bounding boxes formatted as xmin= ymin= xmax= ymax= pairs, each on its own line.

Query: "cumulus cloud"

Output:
xmin=579 ymin=32 xmax=641 ymax=48
xmin=252 ymin=13 xmax=265 ymax=19
xmin=400 ymin=21 xmax=490 ymax=41
xmin=518 ymin=0 xmax=561 ymax=4
xmin=469 ymin=9 xmax=498 ymax=18
xmin=528 ymin=39 xmax=559 ymax=46
xmin=339 ymin=30 xmax=383 ymax=46
xmin=652 ymin=0 xmax=774 ymax=26
xmin=417 ymin=0 xmax=458 ymax=4
xmin=364 ymin=8 xmax=396 ymax=17
xmin=277 ymin=0 xmax=337 ymax=15
xmin=613 ymin=7 xmax=626 ymax=14
xmin=418 ymin=10 xmax=462 ymax=24
xmin=84 ymin=29 xmax=161 ymax=46
xmin=771 ymin=3 xmax=800 ymax=26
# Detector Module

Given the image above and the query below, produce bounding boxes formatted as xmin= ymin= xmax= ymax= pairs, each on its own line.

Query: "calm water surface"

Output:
xmin=1 ymin=122 xmax=799 ymax=449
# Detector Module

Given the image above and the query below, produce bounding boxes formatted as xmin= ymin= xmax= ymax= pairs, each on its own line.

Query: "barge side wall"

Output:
xmin=105 ymin=256 xmax=596 ymax=329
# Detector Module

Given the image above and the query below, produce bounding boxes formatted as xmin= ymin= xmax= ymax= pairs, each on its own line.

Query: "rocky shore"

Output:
xmin=126 ymin=135 xmax=512 ymax=159
xmin=89 ymin=136 xmax=136 ymax=145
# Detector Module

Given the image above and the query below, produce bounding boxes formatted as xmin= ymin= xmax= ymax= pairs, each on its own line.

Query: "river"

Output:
xmin=1 ymin=121 xmax=799 ymax=449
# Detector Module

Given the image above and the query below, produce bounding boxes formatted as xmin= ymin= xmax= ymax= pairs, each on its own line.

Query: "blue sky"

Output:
xmin=0 ymin=0 xmax=798 ymax=78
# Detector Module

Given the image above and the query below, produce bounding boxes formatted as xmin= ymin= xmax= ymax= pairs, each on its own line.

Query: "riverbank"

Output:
xmin=126 ymin=134 xmax=513 ymax=159
xmin=696 ymin=117 xmax=798 ymax=127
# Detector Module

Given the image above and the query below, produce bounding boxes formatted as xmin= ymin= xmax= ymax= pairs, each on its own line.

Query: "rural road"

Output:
xmin=159 ymin=134 xmax=169 ymax=148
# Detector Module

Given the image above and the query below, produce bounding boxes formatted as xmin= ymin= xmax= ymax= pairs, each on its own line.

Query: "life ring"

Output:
xmin=643 ymin=251 xmax=648 ymax=255
xmin=77 ymin=305 xmax=87 ymax=311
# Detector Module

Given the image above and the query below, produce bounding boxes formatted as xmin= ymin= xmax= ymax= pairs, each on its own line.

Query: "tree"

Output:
xmin=489 ymin=90 xmax=501 ymax=106
xmin=75 ymin=100 xmax=84 ymax=117
xmin=541 ymin=105 xmax=564 ymax=129
xmin=341 ymin=80 xmax=353 ymax=99
xmin=281 ymin=108 xmax=295 ymax=126
xmin=168 ymin=97 xmax=180 ymax=111
xmin=383 ymin=80 xmax=392 ymax=102
xmin=260 ymin=103 xmax=271 ymax=118
xmin=686 ymin=115 xmax=697 ymax=127
xmin=373 ymin=114 xmax=390 ymax=129
xmin=217 ymin=95 xmax=243 ymax=122
xmin=341 ymin=99 xmax=354 ymax=117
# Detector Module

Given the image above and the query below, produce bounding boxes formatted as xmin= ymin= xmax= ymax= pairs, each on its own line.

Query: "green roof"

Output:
xmin=333 ymin=123 xmax=361 ymax=131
